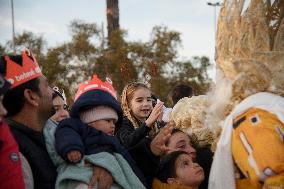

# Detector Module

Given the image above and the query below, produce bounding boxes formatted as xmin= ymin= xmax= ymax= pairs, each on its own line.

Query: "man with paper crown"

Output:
xmin=52 ymin=74 xmax=146 ymax=189
xmin=208 ymin=0 xmax=284 ymax=189
xmin=0 ymin=49 xmax=57 ymax=189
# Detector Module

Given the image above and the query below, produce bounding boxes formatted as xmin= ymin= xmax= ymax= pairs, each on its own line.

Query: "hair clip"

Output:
xmin=53 ymin=86 xmax=67 ymax=103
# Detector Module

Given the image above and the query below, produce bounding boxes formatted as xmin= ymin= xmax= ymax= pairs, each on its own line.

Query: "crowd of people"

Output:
xmin=2 ymin=0 xmax=284 ymax=188
xmin=0 ymin=49 xmax=210 ymax=189
xmin=0 ymin=48 xmax=283 ymax=189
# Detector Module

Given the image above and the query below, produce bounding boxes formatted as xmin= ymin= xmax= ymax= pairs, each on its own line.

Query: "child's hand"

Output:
xmin=67 ymin=150 xmax=82 ymax=163
xmin=145 ymin=101 xmax=164 ymax=128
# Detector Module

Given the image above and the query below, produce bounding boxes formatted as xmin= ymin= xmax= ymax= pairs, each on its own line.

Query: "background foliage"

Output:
xmin=1 ymin=20 xmax=212 ymax=106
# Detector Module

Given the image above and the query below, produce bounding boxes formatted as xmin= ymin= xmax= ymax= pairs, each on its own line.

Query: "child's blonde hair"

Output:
xmin=121 ymin=82 xmax=150 ymax=129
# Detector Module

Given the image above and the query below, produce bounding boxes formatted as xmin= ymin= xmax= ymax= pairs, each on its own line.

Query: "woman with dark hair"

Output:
xmin=43 ymin=87 xmax=69 ymax=176
xmin=49 ymin=87 xmax=69 ymax=123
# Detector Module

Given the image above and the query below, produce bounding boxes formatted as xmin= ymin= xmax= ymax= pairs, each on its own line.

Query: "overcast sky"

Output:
xmin=0 ymin=0 xmax=222 ymax=77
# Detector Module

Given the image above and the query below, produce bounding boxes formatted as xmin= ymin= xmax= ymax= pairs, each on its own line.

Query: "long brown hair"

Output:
xmin=121 ymin=82 xmax=150 ymax=129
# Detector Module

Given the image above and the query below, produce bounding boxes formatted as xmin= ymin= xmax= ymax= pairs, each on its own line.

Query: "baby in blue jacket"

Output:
xmin=54 ymin=75 xmax=146 ymax=189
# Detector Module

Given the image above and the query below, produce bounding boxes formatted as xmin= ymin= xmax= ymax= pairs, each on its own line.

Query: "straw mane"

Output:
xmin=208 ymin=0 xmax=284 ymax=145
xmin=216 ymin=0 xmax=284 ymax=97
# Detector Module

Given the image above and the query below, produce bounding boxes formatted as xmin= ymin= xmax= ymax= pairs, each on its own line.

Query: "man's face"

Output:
xmin=166 ymin=132 xmax=197 ymax=161
xmin=37 ymin=76 xmax=53 ymax=121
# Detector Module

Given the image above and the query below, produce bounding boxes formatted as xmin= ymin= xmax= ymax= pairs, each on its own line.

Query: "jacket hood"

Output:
xmin=70 ymin=89 xmax=123 ymax=124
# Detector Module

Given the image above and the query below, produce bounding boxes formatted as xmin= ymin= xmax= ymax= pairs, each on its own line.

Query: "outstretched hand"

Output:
xmin=150 ymin=122 xmax=174 ymax=156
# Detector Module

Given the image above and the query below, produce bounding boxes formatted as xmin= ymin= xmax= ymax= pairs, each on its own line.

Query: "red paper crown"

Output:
xmin=4 ymin=49 xmax=42 ymax=88
xmin=74 ymin=74 xmax=117 ymax=101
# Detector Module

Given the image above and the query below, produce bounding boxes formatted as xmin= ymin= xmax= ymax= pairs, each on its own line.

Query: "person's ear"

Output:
xmin=167 ymin=177 xmax=180 ymax=185
xmin=24 ymin=89 xmax=39 ymax=107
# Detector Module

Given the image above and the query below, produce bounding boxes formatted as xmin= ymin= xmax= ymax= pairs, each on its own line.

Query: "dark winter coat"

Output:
xmin=7 ymin=118 xmax=57 ymax=189
xmin=115 ymin=117 xmax=161 ymax=188
xmin=127 ymin=136 xmax=160 ymax=188
xmin=116 ymin=117 xmax=152 ymax=148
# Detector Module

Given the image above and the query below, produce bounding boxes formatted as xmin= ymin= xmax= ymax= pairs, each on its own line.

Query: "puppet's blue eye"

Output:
xmin=250 ymin=115 xmax=260 ymax=125
xmin=251 ymin=117 xmax=257 ymax=123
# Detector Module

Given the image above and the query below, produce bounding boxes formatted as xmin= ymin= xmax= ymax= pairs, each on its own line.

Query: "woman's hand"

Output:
xmin=150 ymin=122 xmax=174 ymax=156
xmin=88 ymin=165 xmax=113 ymax=189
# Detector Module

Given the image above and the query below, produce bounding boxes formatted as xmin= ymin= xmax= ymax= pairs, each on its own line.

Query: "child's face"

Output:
xmin=88 ymin=119 xmax=116 ymax=136
xmin=171 ymin=154 xmax=204 ymax=187
xmin=129 ymin=87 xmax=153 ymax=121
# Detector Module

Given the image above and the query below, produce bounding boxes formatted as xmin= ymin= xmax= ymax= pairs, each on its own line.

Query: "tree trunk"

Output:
xmin=106 ymin=0 xmax=119 ymax=40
